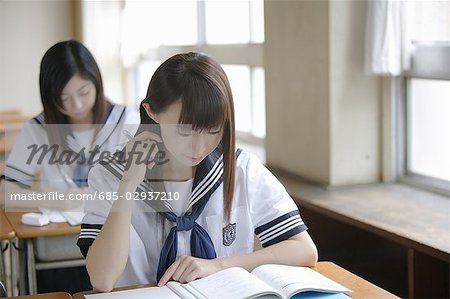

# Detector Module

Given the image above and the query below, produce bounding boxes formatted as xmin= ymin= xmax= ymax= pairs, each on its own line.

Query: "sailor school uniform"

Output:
xmin=77 ymin=147 xmax=308 ymax=287
xmin=3 ymin=103 xmax=139 ymax=190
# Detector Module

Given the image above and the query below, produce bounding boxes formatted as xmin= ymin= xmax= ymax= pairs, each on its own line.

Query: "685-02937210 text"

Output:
xmin=94 ymin=191 xmax=180 ymax=201
xmin=8 ymin=191 xmax=180 ymax=202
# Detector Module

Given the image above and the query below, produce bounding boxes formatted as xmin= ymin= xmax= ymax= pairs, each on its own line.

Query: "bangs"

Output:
xmin=178 ymin=76 xmax=227 ymax=131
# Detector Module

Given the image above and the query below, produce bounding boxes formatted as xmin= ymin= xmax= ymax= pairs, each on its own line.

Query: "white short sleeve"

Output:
xmin=242 ymin=152 xmax=307 ymax=247
xmin=76 ymin=164 xmax=118 ymax=257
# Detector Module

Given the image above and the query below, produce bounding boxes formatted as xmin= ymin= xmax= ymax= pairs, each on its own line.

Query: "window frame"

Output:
xmin=396 ymin=42 xmax=450 ymax=197
xmin=125 ymin=0 xmax=265 ymax=143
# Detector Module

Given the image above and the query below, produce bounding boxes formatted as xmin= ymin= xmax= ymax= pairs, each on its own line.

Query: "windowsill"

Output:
xmin=271 ymin=168 xmax=450 ymax=262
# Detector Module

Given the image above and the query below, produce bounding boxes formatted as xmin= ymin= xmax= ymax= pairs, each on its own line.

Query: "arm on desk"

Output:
xmin=86 ymin=131 xmax=162 ymax=292
xmin=85 ymin=179 xmax=136 ymax=293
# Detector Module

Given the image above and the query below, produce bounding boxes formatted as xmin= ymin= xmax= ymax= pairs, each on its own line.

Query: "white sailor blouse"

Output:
xmin=77 ymin=147 xmax=308 ymax=288
xmin=3 ymin=103 xmax=139 ymax=190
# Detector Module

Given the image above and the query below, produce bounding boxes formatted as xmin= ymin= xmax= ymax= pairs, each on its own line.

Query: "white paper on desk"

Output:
xmin=84 ymin=286 xmax=180 ymax=299
xmin=38 ymin=208 xmax=85 ymax=225
xmin=21 ymin=213 xmax=50 ymax=226
xmin=39 ymin=208 xmax=66 ymax=223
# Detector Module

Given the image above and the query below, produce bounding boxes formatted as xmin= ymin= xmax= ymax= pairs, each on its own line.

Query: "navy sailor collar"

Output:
xmin=32 ymin=103 xmax=126 ymax=153
xmin=100 ymin=146 xmax=242 ymax=213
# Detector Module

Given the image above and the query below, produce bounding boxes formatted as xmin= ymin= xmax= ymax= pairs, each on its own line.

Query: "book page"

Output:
xmin=84 ymin=286 xmax=181 ymax=299
xmin=188 ymin=267 xmax=281 ymax=299
xmin=251 ymin=265 xmax=351 ymax=299
xmin=168 ymin=281 xmax=207 ymax=299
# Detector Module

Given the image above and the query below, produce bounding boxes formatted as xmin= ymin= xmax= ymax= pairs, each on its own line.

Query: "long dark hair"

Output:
xmin=39 ymin=39 xmax=106 ymax=125
xmin=139 ymin=52 xmax=236 ymax=221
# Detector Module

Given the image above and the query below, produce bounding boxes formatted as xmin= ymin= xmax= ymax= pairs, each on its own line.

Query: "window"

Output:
xmin=121 ymin=0 xmax=265 ymax=141
xmin=398 ymin=1 xmax=450 ymax=195
xmin=406 ymin=78 xmax=450 ymax=179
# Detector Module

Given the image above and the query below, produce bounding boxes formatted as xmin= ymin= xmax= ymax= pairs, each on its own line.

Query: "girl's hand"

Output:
xmin=121 ymin=131 xmax=162 ymax=184
xmin=157 ymin=255 xmax=225 ymax=286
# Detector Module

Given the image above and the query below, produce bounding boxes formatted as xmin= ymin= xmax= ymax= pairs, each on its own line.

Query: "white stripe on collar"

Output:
xmin=187 ymin=160 xmax=224 ymax=210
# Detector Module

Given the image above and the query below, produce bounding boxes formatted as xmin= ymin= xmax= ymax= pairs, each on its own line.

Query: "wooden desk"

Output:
xmin=4 ymin=212 xmax=80 ymax=239
xmin=0 ymin=112 xmax=32 ymax=124
xmin=313 ymin=261 xmax=398 ymax=298
xmin=0 ymin=210 xmax=15 ymax=296
xmin=0 ymin=210 xmax=15 ymax=240
xmin=72 ymin=261 xmax=398 ymax=299
xmin=0 ymin=112 xmax=31 ymax=155
xmin=13 ymin=291 xmax=72 ymax=298
xmin=4 ymin=212 xmax=82 ymax=295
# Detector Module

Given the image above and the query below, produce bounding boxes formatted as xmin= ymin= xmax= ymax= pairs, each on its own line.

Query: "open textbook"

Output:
xmin=85 ymin=264 xmax=351 ymax=299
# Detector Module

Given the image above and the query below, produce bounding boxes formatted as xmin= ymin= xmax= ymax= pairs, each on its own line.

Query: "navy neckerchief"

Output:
xmin=99 ymin=146 xmax=242 ymax=281
xmin=155 ymin=147 xmax=225 ymax=281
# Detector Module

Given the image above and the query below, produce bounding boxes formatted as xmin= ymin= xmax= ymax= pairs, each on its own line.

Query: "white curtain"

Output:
xmin=365 ymin=0 xmax=450 ymax=76
xmin=365 ymin=0 xmax=404 ymax=76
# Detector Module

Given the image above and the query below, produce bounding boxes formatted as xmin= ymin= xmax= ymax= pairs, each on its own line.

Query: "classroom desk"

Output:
xmin=13 ymin=291 xmax=73 ymax=299
xmin=72 ymin=261 xmax=399 ymax=299
xmin=4 ymin=212 xmax=82 ymax=295
xmin=0 ymin=211 xmax=15 ymax=240
xmin=0 ymin=210 xmax=15 ymax=296
xmin=3 ymin=212 xmax=80 ymax=239
xmin=313 ymin=261 xmax=398 ymax=298
xmin=0 ymin=112 xmax=31 ymax=155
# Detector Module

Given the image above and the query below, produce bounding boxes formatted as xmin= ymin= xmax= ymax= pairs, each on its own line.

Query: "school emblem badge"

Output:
xmin=222 ymin=223 xmax=236 ymax=246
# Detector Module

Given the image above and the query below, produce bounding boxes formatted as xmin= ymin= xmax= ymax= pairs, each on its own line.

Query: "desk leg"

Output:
xmin=10 ymin=238 xmax=19 ymax=296
xmin=0 ymin=240 xmax=6 ymax=294
xmin=17 ymin=239 xmax=26 ymax=295
xmin=2 ymin=239 xmax=16 ymax=297
xmin=25 ymin=239 xmax=37 ymax=294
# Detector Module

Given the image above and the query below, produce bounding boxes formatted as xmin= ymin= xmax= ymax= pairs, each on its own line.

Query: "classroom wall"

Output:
xmin=264 ymin=0 xmax=381 ymax=186
xmin=0 ymin=1 xmax=74 ymax=115
xmin=329 ymin=0 xmax=380 ymax=186
xmin=264 ymin=0 xmax=331 ymax=184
